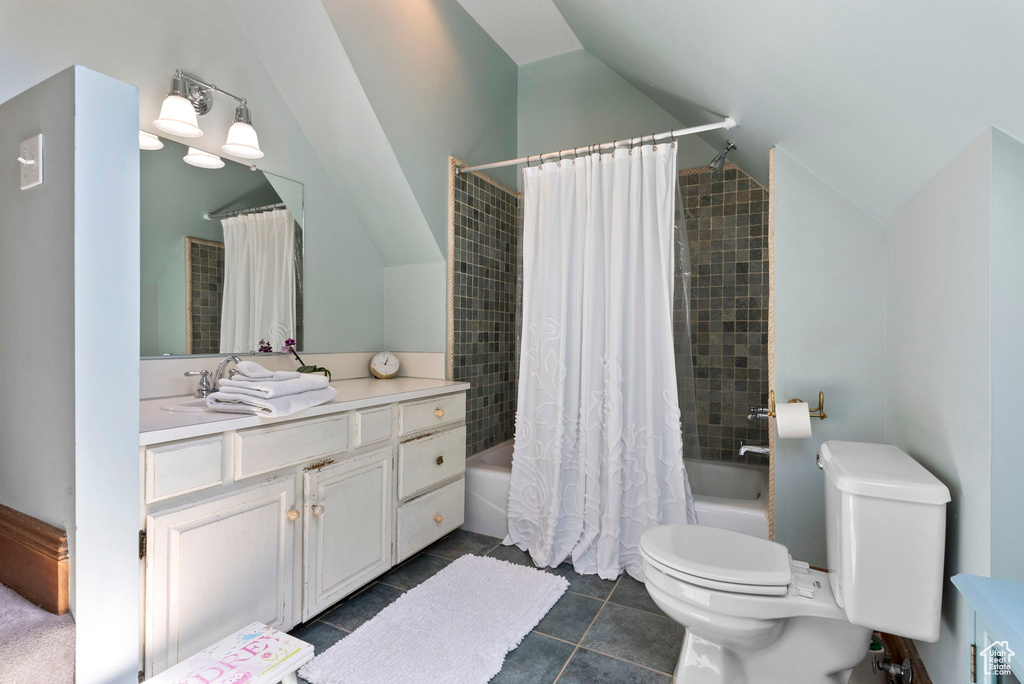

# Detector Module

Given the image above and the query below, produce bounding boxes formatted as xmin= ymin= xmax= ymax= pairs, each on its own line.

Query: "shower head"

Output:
xmin=708 ymin=140 xmax=737 ymax=173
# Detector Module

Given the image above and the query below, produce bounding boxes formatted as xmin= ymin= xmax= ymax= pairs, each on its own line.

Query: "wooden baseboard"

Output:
xmin=879 ymin=632 xmax=931 ymax=684
xmin=0 ymin=503 xmax=69 ymax=615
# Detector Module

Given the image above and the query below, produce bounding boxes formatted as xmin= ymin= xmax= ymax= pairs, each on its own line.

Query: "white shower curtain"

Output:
xmin=506 ymin=143 xmax=695 ymax=581
xmin=219 ymin=208 xmax=296 ymax=353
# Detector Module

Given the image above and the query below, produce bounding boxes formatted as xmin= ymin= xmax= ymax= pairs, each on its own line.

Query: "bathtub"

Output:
xmin=463 ymin=440 xmax=770 ymax=540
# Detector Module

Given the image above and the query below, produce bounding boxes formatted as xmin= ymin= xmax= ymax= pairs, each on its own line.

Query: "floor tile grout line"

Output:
xmin=572 ymin=644 xmax=675 ymax=677
xmin=553 ymin=574 xmax=623 ymax=683
xmin=603 ymin=598 xmax=668 ymax=619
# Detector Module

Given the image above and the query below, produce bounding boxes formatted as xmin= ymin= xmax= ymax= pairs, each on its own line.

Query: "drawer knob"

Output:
xmin=312 ymin=504 xmax=325 ymax=516
xmin=435 ymin=408 xmax=445 ymax=418
xmin=286 ymin=508 xmax=300 ymax=521
xmin=434 ymin=514 xmax=444 ymax=524
xmin=436 ymin=455 xmax=444 ymax=465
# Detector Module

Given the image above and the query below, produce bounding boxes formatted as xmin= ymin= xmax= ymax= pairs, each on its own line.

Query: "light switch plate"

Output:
xmin=20 ymin=134 xmax=43 ymax=190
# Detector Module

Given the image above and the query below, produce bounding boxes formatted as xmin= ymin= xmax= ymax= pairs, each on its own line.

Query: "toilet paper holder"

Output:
xmin=749 ymin=390 xmax=828 ymax=421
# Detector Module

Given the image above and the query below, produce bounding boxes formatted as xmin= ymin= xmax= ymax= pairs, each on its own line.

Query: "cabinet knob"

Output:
xmin=286 ymin=508 xmax=300 ymax=521
xmin=312 ymin=504 xmax=325 ymax=516
xmin=436 ymin=455 xmax=444 ymax=465
xmin=434 ymin=514 xmax=444 ymax=524
xmin=435 ymin=408 xmax=445 ymax=418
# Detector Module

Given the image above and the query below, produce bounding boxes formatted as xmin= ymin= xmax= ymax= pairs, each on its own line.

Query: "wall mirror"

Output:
xmin=140 ymin=136 xmax=303 ymax=358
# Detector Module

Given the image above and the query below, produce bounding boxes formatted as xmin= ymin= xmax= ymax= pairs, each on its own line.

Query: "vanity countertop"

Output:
xmin=140 ymin=376 xmax=470 ymax=446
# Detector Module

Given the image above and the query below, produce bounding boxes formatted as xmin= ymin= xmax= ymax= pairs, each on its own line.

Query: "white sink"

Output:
xmin=160 ymin=398 xmax=212 ymax=413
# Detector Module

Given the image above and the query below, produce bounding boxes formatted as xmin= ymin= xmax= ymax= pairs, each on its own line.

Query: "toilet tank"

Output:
xmin=819 ymin=441 xmax=950 ymax=641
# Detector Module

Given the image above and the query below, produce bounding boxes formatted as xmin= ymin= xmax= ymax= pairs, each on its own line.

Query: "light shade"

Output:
xmin=222 ymin=121 xmax=264 ymax=159
xmin=183 ymin=147 xmax=225 ymax=169
xmin=154 ymin=95 xmax=203 ymax=138
xmin=138 ymin=130 xmax=163 ymax=150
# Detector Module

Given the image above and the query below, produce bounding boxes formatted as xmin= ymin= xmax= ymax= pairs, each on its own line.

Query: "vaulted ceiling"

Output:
xmin=461 ymin=0 xmax=1024 ymax=223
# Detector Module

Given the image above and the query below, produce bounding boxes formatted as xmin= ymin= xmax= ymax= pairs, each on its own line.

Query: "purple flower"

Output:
xmin=284 ymin=338 xmax=296 ymax=347
xmin=258 ymin=338 xmax=273 ymax=353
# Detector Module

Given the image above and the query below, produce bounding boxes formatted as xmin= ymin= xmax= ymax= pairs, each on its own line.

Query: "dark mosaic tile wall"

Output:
xmin=451 ymin=171 xmax=521 ymax=457
xmin=681 ymin=165 xmax=770 ymax=465
xmin=188 ymin=238 xmax=224 ymax=355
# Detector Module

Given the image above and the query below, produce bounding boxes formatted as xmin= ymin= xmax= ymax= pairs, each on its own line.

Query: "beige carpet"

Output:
xmin=0 ymin=583 xmax=75 ymax=683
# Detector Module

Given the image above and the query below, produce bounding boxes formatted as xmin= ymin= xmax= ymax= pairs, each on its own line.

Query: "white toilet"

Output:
xmin=640 ymin=440 xmax=951 ymax=683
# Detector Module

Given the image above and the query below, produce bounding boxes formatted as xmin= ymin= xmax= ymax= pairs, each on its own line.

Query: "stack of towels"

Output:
xmin=206 ymin=361 xmax=337 ymax=417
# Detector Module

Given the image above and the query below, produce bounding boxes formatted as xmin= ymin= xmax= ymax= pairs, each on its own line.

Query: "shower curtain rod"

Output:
xmin=457 ymin=117 xmax=736 ymax=175
xmin=204 ymin=202 xmax=286 ymax=221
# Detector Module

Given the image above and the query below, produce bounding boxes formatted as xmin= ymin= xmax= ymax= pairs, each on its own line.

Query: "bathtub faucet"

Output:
xmin=739 ymin=445 xmax=769 ymax=458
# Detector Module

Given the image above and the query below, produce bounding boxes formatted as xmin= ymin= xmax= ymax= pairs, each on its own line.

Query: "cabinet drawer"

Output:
xmin=396 ymin=477 xmax=465 ymax=562
xmin=234 ymin=413 xmax=349 ymax=480
xmin=398 ymin=426 xmax=466 ymax=500
xmin=145 ymin=437 xmax=223 ymax=504
xmin=398 ymin=393 xmax=466 ymax=436
xmin=355 ymin=406 xmax=393 ymax=447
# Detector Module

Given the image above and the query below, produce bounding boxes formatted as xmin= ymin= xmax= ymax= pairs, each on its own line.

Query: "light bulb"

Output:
xmin=139 ymin=130 xmax=163 ymax=150
xmin=183 ymin=147 xmax=225 ymax=169
xmin=154 ymin=95 xmax=202 ymax=138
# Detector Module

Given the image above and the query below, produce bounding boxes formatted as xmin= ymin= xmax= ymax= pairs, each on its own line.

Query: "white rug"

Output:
xmin=299 ymin=554 xmax=568 ymax=684
xmin=0 ymin=583 xmax=75 ymax=683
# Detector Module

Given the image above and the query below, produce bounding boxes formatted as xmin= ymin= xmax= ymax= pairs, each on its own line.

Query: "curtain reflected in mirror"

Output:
xmin=141 ymin=136 xmax=303 ymax=357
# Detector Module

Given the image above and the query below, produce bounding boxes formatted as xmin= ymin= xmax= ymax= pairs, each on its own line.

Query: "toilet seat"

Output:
xmin=640 ymin=524 xmax=794 ymax=596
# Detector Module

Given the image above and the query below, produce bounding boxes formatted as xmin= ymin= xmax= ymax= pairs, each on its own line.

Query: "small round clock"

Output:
xmin=370 ymin=351 xmax=400 ymax=379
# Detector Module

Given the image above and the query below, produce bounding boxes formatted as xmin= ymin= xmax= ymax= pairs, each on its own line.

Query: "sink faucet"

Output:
xmin=184 ymin=370 xmax=214 ymax=399
xmin=213 ymin=355 xmax=242 ymax=389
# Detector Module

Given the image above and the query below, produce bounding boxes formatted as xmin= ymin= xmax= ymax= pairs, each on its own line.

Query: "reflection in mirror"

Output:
xmin=140 ymin=136 xmax=303 ymax=357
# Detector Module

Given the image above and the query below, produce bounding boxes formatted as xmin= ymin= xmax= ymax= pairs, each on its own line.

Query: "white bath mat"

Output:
xmin=299 ymin=554 xmax=568 ymax=684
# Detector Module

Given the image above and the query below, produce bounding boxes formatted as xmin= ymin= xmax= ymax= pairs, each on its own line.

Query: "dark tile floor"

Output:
xmin=290 ymin=528 xmax=681 ymax=683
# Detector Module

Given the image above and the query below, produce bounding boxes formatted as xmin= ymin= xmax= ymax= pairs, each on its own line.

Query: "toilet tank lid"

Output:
xmin=819 ymin=441 xmax=951 ymax=505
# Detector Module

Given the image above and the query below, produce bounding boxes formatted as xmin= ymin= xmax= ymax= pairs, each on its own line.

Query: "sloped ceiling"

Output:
xmin=227 ymin=0 xmax=441 ymax=266
xmin=455 ymin=0 xmax=581 ymax=65
xmin=551 ymin=0 xmax=1024 ymax=222
xmin=320 ymin=0 xmax=519 ymax=249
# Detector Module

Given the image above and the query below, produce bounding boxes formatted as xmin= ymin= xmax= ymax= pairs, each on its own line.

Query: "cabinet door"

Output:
xmin=303 ymin=448 xmax=393 ymax=620
xmin=144 ymin=478 xmax=297 ymax=678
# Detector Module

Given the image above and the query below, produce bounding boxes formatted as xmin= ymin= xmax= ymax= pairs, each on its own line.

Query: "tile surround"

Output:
xmin=681 ymin=164 xmax=770 ymax=465
xmin=449 ymin=162 xmax=522 ymax=457
xmin=186 ymin=237 xmax=224 ymax=355
xmin=446 ymin=160 xmax=768 ymax=467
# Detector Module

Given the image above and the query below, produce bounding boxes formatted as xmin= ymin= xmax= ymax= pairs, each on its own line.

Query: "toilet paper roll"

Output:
xmin=775 ymin=401 xmax=813 ymax=439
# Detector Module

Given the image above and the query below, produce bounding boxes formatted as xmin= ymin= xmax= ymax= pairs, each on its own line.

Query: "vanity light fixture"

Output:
xmin=138 ymin=130 xmax=163 ymax=150
xmin=153 ymin=69 xmax=264 ymax=159
xmin=221 ymin=103 xmax=264 ymax=160
xmin=183 ymin=147 xmax=225 ymax=169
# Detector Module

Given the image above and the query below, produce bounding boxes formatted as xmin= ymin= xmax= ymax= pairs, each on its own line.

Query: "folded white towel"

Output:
xmin=206 ymin=386 xmax=338 ymax=417
xmin=218 ymin=373 xmax=330 ymax=399
xmin=231 ymin=360 xmax=301 ymax=382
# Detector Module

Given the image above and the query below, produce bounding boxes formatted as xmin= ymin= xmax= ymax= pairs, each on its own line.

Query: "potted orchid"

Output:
xmin=257 ymin=337 xmax=332 ymax=380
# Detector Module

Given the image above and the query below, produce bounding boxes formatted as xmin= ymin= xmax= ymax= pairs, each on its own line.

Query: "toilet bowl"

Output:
xmin=640 ymin=525 xmax=870 ymax=683
xmin=641 ymin=441 xmax=952 ymax=684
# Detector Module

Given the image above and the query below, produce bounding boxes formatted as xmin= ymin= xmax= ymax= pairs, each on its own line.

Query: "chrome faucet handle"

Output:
xmin=184 ymin=370 xmax=214 ymax=399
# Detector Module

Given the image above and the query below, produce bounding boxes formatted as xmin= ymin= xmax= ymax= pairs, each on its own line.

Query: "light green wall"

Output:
xmin=989 ymin=129 xmax=1024 ymax=585
xmin=323 ymin=0 xmax=520 ymax=250
xmin=518 ymin=50 xmax=717 ymax=173
xmin=155 ymin=238 xmax=187 ymax=355
xmin=1 ymin=65 xmax=142 ymax=683
xmin=384 ymin=262 xmax=447 ymax=352
xmin=886 ymin=129 xmax=994 ymax=684
xmin=772 ymin=148 xmax=887 ymax=567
